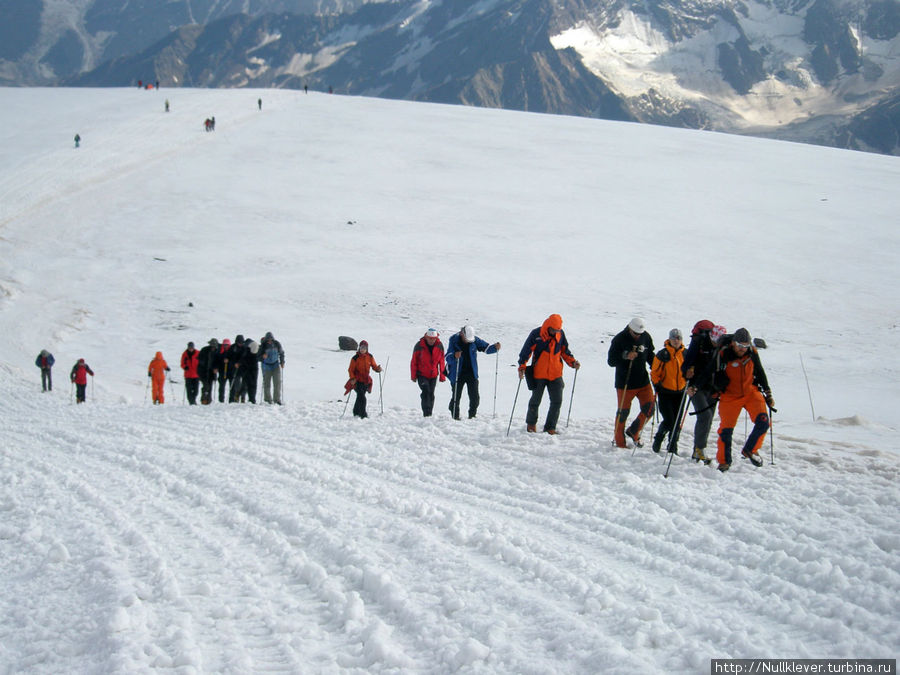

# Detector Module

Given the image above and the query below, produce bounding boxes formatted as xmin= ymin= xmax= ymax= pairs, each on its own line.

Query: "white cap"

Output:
xmin=425 ymin=328 xmax=439 ymax=338
xmin=462 ymin=325 xmax=475 ymax=342
xmin=628 ymin=317 xmax=646 ymax=334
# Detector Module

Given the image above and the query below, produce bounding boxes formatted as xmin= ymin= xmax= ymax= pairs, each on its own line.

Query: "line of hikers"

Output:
xmin=34 ymin=315 xmax=773 ymax=472
xmin=396 ymin=315 xmax=773 ymax=472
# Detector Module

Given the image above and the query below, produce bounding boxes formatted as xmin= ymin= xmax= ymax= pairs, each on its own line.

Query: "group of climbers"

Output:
xmin=34 ymin=315 xmax=773 ymax=472
xmin=603 ymin=318 xmax=773 ymax=472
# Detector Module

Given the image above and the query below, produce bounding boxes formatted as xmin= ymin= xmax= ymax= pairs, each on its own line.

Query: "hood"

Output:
xmin=155 ymin=351 xmax=163 ymax=359
xmin=540 ymin=314 xmax=563 ymax=341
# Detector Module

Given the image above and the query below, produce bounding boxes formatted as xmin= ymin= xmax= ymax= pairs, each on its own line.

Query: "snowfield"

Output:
xmin=0 ymin=87 xmax=898 ymax=673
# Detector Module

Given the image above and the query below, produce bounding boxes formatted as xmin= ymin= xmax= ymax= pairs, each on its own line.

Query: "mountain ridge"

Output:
xmin=3 ymin=0 xmax=899 ymax=154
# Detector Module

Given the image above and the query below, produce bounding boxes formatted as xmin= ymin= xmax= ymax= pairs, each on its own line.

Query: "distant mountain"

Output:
xmin=4 ymin=0 xmax=900 ymax=154
xmin=0 ymin=0 xmax=376 ymax=85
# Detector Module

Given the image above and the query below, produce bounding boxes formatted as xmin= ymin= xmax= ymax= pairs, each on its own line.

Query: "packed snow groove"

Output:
xmin=1 ymin=88 xmax=899 ymax=673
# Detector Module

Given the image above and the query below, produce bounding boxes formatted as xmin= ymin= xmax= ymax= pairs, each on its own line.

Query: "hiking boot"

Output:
xmin=717 ymin=463 xmax=731 ymax=473
xmin=625 ymin=429 xmax=642 ymax=448
xmin=526 ymin=424 xmax=537 ymax=433
xmin=652 ymin=434 xmax=664 ymax=454
xmin=546 ymin=429 xmax=558 ymax=435
xmin=692 ymin=448 xmax=712 ymax=465
xmin=668 ymin=443 xmax=679 ymax=455
xmin=742 ymin=449 xmax=763 ymax=467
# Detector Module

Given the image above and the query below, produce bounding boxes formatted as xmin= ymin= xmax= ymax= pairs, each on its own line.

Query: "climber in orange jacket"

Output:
xmin=345 ymin=340 xmax=382 ymax=418
xmin=696 ymin=328 xmax=774 ymax=472
xmin=148 ymin=351 xmax=171 ymax=404
xmin=517 ymin=314 xmax=580 ymax=434
xmin=650 ymin=328 xmax=686 ymax=454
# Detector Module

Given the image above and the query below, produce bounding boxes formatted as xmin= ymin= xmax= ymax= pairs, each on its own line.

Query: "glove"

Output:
xmin=148 ymin=372 xmax=151 ymax=377
xmin=572 ymin=360 xmax=581 ymax=369
xmin=765 ymin=391 xmax=775 ymax=409
xmin=349 ymin=378 xmax=357 ymax=386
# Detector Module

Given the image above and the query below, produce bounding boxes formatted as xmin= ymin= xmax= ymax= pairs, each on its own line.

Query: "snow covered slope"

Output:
xmin=1 ymin=87 xmax=898 ymax=672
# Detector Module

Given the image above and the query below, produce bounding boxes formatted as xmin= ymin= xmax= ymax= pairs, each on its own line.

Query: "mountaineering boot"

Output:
xmin=692 ymin=447 xmax=712 ymax=465
xmin=526 ymin=424 xmax=537 ymax=433
xmin=652 ymin=433 xmax=664 ymax=454
xmin=742 ymin=449 xmax=764 ymax=467
xmin=626 ymin=428 xmax=642 ymax=448
xmin=717 ymin=463 xmax=731 ymax=473
xmin=546 ymin=429 xmax=558 ymax=435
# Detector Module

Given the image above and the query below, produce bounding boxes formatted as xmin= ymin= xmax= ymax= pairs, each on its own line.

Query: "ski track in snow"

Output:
xmin=2 ymin=375 xmax=898 ymax=673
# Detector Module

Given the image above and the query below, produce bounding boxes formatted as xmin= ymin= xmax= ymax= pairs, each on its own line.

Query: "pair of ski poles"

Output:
xmin=342 ymin=357 xmax=390 ymax=418
xmin=506 ymin=364 xmax=578 ymax=436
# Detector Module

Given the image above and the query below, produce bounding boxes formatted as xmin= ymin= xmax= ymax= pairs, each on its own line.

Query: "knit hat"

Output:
xmin=733 ymin=327 xmax=752 ymax=346
xmin=462 ymin=326 xmax=475 ymax=342
xmin=628 ymin=317 xmax=646 ymax=334
xmin=187 ymin=341 xmax=195 ymax=349
xmin=248 ymin=340 xmax=258 ymax=354
xmin=359 ymin=340 xmax=369 ymax=350
xmin=425 ymin=328 xmax=439 ymax=338
xmin=668 ymin=328 xmax=683 ymax=341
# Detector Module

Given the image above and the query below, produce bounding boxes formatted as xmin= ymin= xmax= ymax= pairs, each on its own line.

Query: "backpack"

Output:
xmin=262 ymin=344 xmax=280 ymax=367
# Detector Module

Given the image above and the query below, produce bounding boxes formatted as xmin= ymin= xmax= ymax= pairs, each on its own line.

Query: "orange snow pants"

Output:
xmin=716 ymin=390 xmax=769 ymax=465
xmin=614 ymin=383 xmax=655 ymax=448
xmin=152 ymin=376 xmax=166 ymax=404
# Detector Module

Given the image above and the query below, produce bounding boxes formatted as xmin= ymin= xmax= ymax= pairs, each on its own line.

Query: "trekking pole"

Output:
xmin=565 ymin=368 xmax=578 ymax=428
xmin=634 ymin=388 xmax=658 ymax=458
xmin=378 ymin=357 xmax=390 ymax=416
xmin=768 ymin=403 xmax=777 ymax=465
xmin=340 ymin=390 xmax=351 ymax=418
xmin=453 ymin=353 xmax=461 ymax=420
xmin=506 ymin=376 xmax=523 ymax=437
xmin=91 ymin=377 xmax=95 ymax=402
xmin=280 ymin=365 xmax=285 ymax=405
xmin=71 ymin=380 xmax=75 ymax=405
xmin=144 ymin=377 xmax=150 ymax=404
xmin=799 ymin=352 xmax=816 ymax=422
xmin=182 ymin=381 xmax=186 ymax=405
xmin=663 ymin=389 xmax=691 ymax=478
xmin=378 ymin=371 xmax=384 ymax=416
xmin=492 ymin=352 xmax=499 ymax=418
